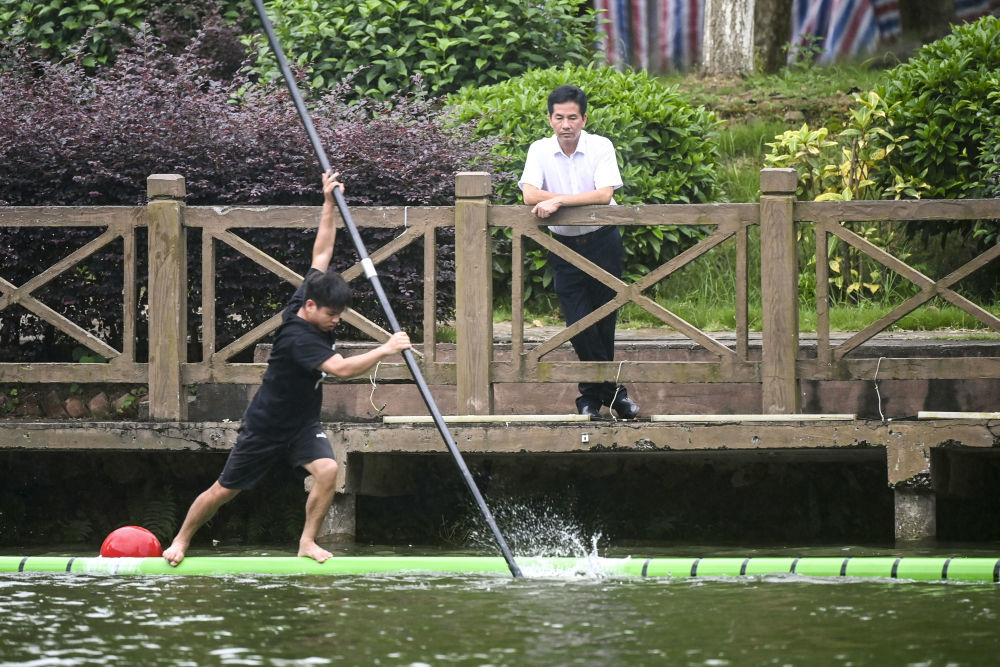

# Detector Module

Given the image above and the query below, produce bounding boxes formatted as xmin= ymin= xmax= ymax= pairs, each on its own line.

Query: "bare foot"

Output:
xmin=162 ymin=541 xmax=188 ymax=567
xmin=298 ymin=540 xmax=333 ymax=563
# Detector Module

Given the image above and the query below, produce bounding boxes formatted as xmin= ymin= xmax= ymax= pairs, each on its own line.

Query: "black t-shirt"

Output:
xmin=241 ymin=268 xmax=337 ymax=439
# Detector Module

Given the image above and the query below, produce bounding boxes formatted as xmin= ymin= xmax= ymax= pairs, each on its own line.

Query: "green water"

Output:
xmin=1 ymin=546 xmax=998 ymax=666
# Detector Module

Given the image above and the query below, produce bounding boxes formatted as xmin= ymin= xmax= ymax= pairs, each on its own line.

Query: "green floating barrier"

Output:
xmin=1 ymin=555 xmax=998 ymax=582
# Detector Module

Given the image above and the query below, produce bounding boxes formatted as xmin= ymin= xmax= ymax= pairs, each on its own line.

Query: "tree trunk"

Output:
xmin=701 ymin=0 xmax=756 ymax=76
xmin=899 ymin=0 xmax=956 ymax=44
xmin=754 ymin=0 xmax=793 ymax=73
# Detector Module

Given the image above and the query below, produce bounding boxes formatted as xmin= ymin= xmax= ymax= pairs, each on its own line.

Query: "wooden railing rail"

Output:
xmin=2 ymin=170 xmax=999 ymax=419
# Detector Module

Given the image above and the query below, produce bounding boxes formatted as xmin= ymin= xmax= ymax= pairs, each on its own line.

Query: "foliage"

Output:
xmin=0 ymin=0 xmax=248 ymax=71
xmin=765 ymin=92 xmax=930 ymax=303
xmin=764 ymin=124 xmax=840 ymax=200
xmin=765 ymin=92 xmax=927 ymax=202
xmin=0 ymin=0 xmax=145 ymax=68
xmin=447 ymin=64 xmax=722 ymax=307
xmin=245 ymin=0 xmax=597 ymax=99
xmin=861 ymin=17 xmax=1000 ymax=299
xmin=870 ymin=16 xmax=1000 ymax=199
xmin=0 ymin=30 xmax=500 ymax=360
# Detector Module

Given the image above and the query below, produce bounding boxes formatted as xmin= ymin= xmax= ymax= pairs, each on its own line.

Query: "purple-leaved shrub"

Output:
xmin=0 ymin=29 xmax=504 ymax=361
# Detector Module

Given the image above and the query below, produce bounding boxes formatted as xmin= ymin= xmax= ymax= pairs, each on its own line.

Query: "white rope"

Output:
xmin=609 ymin=361 xmax=625 ymax=421
xmin=369 ymin=360 xmax=387 ymax=416
xmin=874 ymin=356 xmax=888 ymax=423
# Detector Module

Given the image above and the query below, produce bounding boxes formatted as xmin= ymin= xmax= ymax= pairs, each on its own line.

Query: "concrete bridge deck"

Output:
xmin=3 ymin=415 xmax=998 ymax=543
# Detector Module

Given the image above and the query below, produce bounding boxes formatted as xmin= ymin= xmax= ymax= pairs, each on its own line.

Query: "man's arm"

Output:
xmin=311 ymin=171 xmax=344 ymax=273
xmin=522 ymin=184 xmax=615 ymax=219
xmin=318 ymin=331 xmax=411 ymax=379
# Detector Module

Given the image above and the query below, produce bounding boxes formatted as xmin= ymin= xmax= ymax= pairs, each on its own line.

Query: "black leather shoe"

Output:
xmin=576 ymin=398 xmax=603 ymax=419
xmin=611 ymin=395 xmax=640 ymax=419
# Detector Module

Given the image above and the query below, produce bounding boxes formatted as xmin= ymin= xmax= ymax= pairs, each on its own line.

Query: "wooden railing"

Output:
xmin=2 ymin=169 xmax=998 ymax=420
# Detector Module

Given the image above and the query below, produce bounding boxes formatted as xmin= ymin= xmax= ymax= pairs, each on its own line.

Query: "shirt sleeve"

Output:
xmin=517 ymin=140 xmax=545 ymax=193
xmin=291 ymin=330 xmax=337 ymax=373
xmin=592 ymin=137 xmax=624 ymax=191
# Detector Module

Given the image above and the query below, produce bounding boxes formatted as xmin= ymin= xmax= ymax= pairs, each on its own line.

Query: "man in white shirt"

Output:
xmin=518 ymin=85 xmax=639 ymax=419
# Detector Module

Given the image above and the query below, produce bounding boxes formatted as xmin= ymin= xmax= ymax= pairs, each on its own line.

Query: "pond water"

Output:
xmin=1 ymin=544 xmax=998 ymax=666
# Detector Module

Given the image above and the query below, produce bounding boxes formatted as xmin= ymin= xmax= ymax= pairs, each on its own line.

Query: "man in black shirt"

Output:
xmin=163 ymin=172 xmax=411 ymax=566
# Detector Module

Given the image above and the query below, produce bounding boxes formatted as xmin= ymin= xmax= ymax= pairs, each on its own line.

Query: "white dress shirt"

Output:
xmin=518 ymin=130 xmax=623 ymax=236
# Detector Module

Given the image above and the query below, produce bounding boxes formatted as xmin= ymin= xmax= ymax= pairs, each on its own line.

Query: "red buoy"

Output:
xmin=100 ymin=526 xmax=163 ymax=558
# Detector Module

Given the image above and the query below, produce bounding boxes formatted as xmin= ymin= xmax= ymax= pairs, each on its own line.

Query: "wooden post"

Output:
xmin=147 ymin=174 xmax=188 ymax=420
xmin=759 ymin=168 xmax=800 ymax=414
xmin=454 ymin=172 xmax=493 ymax=415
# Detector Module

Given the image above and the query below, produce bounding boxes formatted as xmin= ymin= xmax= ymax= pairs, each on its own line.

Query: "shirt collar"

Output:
xmin=549 ymin=130 xmax=591 ymax=157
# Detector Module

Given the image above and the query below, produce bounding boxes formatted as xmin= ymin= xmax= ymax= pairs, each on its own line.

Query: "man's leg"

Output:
xmin=163 ymin=481 xmax=241 ymax=566
xmin=298 ymin=457 xmax=338 ymax=562
xmin=551 ymin=250 xmax=604 ymax=411
xmin=551 ymin=228 xmax=625 ymax=409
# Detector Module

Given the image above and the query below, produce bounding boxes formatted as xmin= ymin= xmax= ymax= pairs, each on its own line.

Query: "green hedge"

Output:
xmin=0 ymin=0 xmax=246 ymax=68
xmin=872 ymin=16 xmax=1000 ymax=199
xmin=447 ymin=64 xmax=721 ymax=306
xmin=246 ymin=0 xmax=597 ymax=98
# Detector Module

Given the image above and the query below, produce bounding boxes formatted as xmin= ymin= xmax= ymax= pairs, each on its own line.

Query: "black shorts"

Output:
xmin=218 ymin=422 xmax=335 ymax=491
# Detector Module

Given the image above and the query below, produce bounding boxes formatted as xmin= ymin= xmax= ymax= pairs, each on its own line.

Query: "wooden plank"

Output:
xmin=181 ymin=361 xmax=440 ymax=385
xmin=454 ymin=173 xmax=493 ymax=414
xmin=759 ymin=170 xmax=800 ymax=413
xmin=2 ymin=283 xmax=121 ymax=360
xmin=383 ymin=414 xmax=588 ymax=424
xmin=492 ymin=360 xmax=760 ymax=384
xmin=147 ymin=188 xmax=187 ymax=420
xmin=3 ymin=420 xmax=996 ymax=460
xmin=629 ymin=295 xmax=735 ymax=358
xmin=0 ymin=226 xmax=122 ymax=310
xmin=795 ymin=198 xmax=1000 ymax=223
xmin=202 ymin=229 xmax=217 ymax=359
xmin=650 ymin=413 xmax=856 ymax=422
xmin=122 ymin=226 xmax=136 ymax=361
xmin=798 ymin=356 xmax=1000 ymax=381
xmin=0 ymin=362 xmax=146 ymax=383
xmin=834 ymin=291 xmax=932 ymax=360
xmin=186 ymin=205 xmax=451 ymax=230
xmin=212 ymin=312 xmax=284 ymax=362
xmin=423 ymin=225 xmax=437 ymax=362
xmin=735 ymin=223 xmax=748 ymax=360
xmin=510 ymin=229 xmax=525 ymax=361
xmin=919 ymin=411 xmax=1000 ymax=419
xmin=213 ymin=229 xmax=303 ymax=285
xmin=631 ymin=222 xmax=739 ymax=291
xmin=489 ymin=202 xmax=759 ymax=229
xmin=827 ymin=221 xmax=933 ymax=286
xmin=0 ymin=207 xmax=144 ymax=227
xmin=814 ymin=220 xmax=832 ymax=366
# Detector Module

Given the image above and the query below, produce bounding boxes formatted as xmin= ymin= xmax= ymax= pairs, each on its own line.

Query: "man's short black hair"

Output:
xmin=304 ymin=269 xmax=352 ymax=312
xmin=547 ymin=85 xmax=588 ymax=116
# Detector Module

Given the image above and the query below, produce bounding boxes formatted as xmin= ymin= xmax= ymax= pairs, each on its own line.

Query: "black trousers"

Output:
xmin=548 ymin=226 xmax=628 ymax=406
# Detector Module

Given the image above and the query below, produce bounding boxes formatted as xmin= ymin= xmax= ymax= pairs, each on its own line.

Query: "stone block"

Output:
xmin=88 ymin=392 xmax=111 ymax=418
xmin=42 ymin=390 xmax=68 ymax=418
xmin=64 ymin=396 xmax=89 ymax=418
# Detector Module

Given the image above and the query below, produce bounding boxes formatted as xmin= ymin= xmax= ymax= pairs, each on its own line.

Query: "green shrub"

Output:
xmin=245 ymin=0 xmax=597 ymax=99
xmin=980 ymin=87 xmax=1000 ymax=201
xmin=447 ymin=64 xmax=722 ymax=307
xmin=861 ymin=17 xmax=1000 ymax=300
xmin=871 ymin=16 xmax=1000 ymax=199
xmin=0 ymin=0 xmax=144 ymax=67
xmin=0 ymin=0 xmax=247 ymax=69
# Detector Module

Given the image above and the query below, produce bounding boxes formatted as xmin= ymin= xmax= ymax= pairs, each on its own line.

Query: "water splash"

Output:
xmin=463 ymin=499 xmax=611 ymax=578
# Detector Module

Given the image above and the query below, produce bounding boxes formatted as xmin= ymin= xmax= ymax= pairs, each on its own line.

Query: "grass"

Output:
xmin=496 ymin=290 xmax=1000 ymax=337
xmin=661 ymin=63 xmax=888 ymax=203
